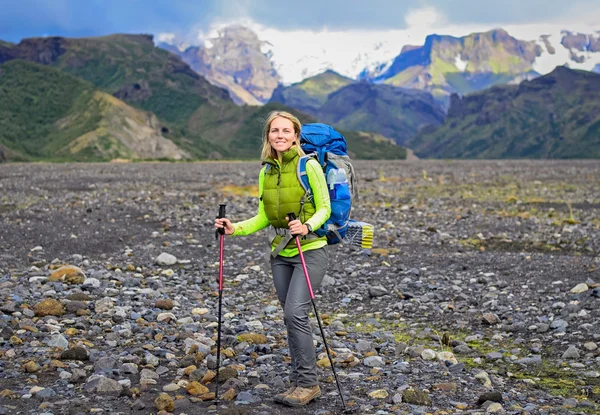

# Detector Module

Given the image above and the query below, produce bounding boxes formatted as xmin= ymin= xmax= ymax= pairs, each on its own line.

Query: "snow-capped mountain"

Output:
xmin=157 ymin=24 xmax=600 ymax=104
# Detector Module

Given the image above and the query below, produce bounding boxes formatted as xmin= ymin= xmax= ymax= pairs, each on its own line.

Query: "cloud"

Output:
xmin=404 ymin=7 xmax=448 ymax=29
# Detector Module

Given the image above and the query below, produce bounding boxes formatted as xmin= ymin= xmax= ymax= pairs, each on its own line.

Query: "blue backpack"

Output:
xmin=298 ymin=123 xmax=357 ymax=245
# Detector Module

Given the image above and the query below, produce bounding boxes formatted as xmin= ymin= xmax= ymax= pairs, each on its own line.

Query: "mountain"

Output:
xmin=0 ymin=60 xmax=189 ymax=161
xmin=408 ymin=66 xmax=600 ymax=159
xmin=317 ymin=83 xmax=445 ymax=146
xmin=269 ymin=70 xmax=355 ymax=115
xmin=160 ymin=25 xmax=280 ymax=105
xmin=270 ymin=73 xmax=445 ymax=146
xmin=0 ymin=34 xmax=233 ymax=125
xmin=159 ymin=25 xmax=600 ymax=110
xmin=0 ymin=35 xmax=406 ymax=161
xmin=361 ymin=29 xmax=541 ymax=104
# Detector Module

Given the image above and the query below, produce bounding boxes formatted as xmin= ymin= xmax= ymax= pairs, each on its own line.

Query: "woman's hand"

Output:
xmin=286 ymin=218 xmax=309 ymax=236
xmin=214 ymin=218 xmax=234 ymax=235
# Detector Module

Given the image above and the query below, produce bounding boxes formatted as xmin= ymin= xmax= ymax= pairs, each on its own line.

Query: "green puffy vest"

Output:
xmin=262 ymin=147 xmax=321 ymax=250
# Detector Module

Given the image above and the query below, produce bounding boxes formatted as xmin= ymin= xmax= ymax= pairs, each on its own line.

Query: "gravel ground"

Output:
xmin=0 ymin=160 xmax=599 ymax=415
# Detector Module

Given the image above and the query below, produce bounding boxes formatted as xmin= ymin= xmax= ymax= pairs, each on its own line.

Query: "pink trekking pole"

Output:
xmin=288 ymin=213 xmax=347 ymax=411
xmin=214 ymin=203 xmax=227 ymax=405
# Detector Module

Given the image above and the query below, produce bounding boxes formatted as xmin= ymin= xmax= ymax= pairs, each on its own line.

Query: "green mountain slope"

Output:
xmin=0 ymin=34 xmax=233 ymax=126
xmin=0 ymin=35 xmax=406 ymax=161
xmin=0 ymin=60 xmax=189 ymax=161
xmin=317 ymin=83 xmax=445 ymax=146
xmin=408 ymin=66 xmax=600 ymax=159
xmin=269 ymin=70 xmax=355 ymax=114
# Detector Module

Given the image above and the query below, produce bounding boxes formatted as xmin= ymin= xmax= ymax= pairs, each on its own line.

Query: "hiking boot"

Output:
xmin=274 ymin=386 xmax=297 ymax=404
xmin=283 ymin=385 xmax=321 ymax=406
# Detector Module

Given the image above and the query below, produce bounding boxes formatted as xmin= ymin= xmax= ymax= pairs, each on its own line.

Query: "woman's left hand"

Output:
xmin=286 ymin=218 xmax=309 ymax=236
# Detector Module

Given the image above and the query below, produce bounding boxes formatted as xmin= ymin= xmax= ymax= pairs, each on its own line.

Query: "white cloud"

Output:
xmin=404 ymin=6 xmax=448 ymax=29
xmin=156 ymin=32 xmax=176 ymax=43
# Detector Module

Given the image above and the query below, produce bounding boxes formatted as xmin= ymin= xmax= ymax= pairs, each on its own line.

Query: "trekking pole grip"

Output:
xmin=287 ymin=212 xmax=297 ymax=236
xmin=217 ymin=204 xmax=227 ymax=236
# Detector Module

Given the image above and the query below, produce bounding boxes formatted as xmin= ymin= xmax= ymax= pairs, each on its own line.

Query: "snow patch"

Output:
xmin=531 ymin=30 xmax=600 ymax=74
xmin=454 ymin=54 xmax=468 ymax=71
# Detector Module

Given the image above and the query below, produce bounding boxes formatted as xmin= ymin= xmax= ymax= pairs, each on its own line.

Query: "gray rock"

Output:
xmin=550 ymin=319 xmax=568 ymax=331
xmin=155 ymin=252 xmax=177 ymax=266
xmin=83 ymin=376 xmax=123 ymax=395
xmin=368 ymin=285 xmax=388 ymax=297
xmin=562 ymin=345 xmax=580 ymax=359
xmin=363 ymin=356 xmax=385 ymax=367
xmin=478 ymin=391 xmax=503 ymax=405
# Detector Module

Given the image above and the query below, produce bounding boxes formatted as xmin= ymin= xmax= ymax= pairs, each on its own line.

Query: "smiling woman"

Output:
xmin=214 ymin=110 xmax=332 ymax=406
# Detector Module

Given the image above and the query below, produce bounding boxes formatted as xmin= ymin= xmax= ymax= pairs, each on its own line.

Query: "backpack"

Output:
xmin=298 ymin=123 xmax=357 ymax=245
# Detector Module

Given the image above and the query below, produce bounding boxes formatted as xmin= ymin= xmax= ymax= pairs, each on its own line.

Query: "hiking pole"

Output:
xmin=214 ymin=203 xmax=227 ymax=406
xmin=288 ymin=213 xmax=347 ymax=412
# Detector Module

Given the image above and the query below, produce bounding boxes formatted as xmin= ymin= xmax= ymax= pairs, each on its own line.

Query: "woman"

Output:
xmin=214 ymin=111 xmax=331 ymax=407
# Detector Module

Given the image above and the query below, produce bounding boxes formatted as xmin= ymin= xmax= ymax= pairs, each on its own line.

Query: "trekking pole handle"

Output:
xmin=287 ymin=212 xmax=298 ymax=236
xmin=217 ymin=204 xmax=227 ymax=234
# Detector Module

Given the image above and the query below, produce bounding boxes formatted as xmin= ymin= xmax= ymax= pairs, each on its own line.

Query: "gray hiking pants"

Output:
xmin=271 ymin=246 xmax=328 ymax=387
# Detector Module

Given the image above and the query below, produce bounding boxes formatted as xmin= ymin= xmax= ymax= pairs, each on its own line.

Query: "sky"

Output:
xmin=2 ymin=0 xmax=599 ymax=83
xmin=1 ymin=0 xmax=599 ymax=43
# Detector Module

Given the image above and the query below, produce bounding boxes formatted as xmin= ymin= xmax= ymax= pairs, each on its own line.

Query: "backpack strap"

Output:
xmin=297 ymin=155 xmax=315 ymax=205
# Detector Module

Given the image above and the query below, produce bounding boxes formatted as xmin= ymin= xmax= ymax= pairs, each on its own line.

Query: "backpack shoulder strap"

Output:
xmin=297 ymin=155 xmax=313 ymax=196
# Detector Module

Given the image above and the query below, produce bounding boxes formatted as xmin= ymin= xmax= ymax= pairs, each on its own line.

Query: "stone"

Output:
xmin=237 ymin=333 xmax=267 ymax=344
xmin=154 ymin=393 xmax=174 ymax=411
xmin=155 ymin=299 xmax=174 ymax=310
xmin=217 ymin=367 xmax=238 ymax=383
xmin=437 ymin=351 xmax=458 ymax=364
xmin=61 ymin=347 xmax=89 ymax=361
xmin=155 ymin=253 xmax=177 ymax=266
xmin=402 ymin=389 xmax=431 ymax=406
xmin=486 ymin=402 xmax=504 ymax=413
xmin=475 ymin=371 xmax=492 ymax=388
xmin=23 ymin=361 xmax=40 ymax=373
xmin=221 ymin=388 xmax=237 ymax=401
xmin=368 ymin=389 xmax=389 ymax=399
xmin=49 ymin=265 xmax=86 ymax=284
xmin=84 ymin=376 xmax=123 ymax=395
xmin=562 ymin=345 xmax=580 ymax=359
xmin=482 ymin=313 xmax=501 ymax=325
xmin=363 ymin=356 xmax=385 ymax=367
xmin=570 ymin=283 xmax=589 ymax=294
xmin=186 ymin=381 xmax=209 ymax=396
xmin=478 ymin=391 xmax=503 ymax=405
xmin=368 ymin=285 xmax=388 ymax=297
xmin=34 ymin=299 xmax=65 ymax=317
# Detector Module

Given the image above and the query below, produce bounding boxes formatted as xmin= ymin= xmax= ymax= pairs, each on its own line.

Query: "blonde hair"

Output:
xmin=260 ymin=111 xmax=305 ymax=160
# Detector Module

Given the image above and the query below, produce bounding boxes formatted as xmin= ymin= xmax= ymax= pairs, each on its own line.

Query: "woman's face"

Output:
xmin=268 ymin=117 xmax=297 ymax=155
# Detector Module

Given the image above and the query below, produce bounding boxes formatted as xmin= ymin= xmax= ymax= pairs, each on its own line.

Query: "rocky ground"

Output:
xmin=0 ymin=160 xmax=599 ymax=415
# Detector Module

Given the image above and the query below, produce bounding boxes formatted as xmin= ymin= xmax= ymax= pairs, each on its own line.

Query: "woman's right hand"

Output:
xmin=214 ymin=218 xmax=234 ymax=235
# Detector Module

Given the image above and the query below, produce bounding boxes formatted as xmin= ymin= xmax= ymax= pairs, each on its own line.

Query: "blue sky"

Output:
xmin=1 ymin=0 xmax=597 ymax=43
